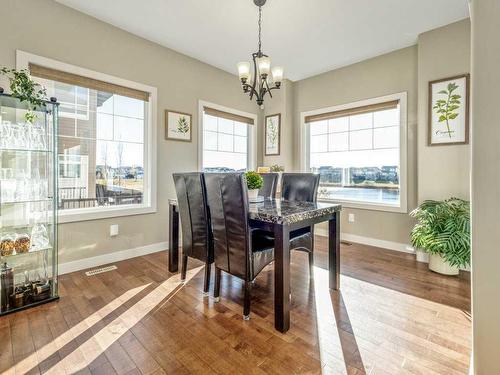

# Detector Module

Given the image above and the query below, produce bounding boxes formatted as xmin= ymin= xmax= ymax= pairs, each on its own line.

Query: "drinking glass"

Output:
xmin=15 ymin=170 xmax=29 ymax=201
xmin=0 ymin=121 xmax=13 ymax=149
xmin=30 ymin=126 xmax=47 ymax=151
xmin=11 ymin=124 xmax=21 ymax=149
xmin=0 ymin=168 xmax=15 ymax=202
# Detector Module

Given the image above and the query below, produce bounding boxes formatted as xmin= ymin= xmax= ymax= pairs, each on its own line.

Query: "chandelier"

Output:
xmin=237 ymin=0 xmax=283 ymax=107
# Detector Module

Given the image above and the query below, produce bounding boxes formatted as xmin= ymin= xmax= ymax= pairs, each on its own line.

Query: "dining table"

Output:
xmin=168 ymin=197 xmax=342 ymax=333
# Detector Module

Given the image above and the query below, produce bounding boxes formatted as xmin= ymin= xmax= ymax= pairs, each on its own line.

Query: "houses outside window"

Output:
xmin=303 ymin=93 xmax=407 ymax=212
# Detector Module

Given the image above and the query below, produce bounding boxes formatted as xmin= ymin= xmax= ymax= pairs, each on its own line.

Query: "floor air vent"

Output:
xmin=85 ymin=265 xmax=117 ymax=276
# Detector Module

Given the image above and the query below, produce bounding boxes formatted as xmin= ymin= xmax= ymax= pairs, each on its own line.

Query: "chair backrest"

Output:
xmin=205 ymin=173 xmax=250 ymax=280
xmin=281 ymin=173 xmax=320 ymax=202
xmin=173 ymin=173 xmax=213 ymax=262
xmin=259 ymin=173 xmax=279 ymax=199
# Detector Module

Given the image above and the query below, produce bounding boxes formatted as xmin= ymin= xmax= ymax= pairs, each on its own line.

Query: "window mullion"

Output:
xmin=216 ymin=117 xmax=220 ymax=151
xmin=372 ymin=112 xmax=375 ymax=150
xmin=348 ymin=116 xmax=351 ymax=151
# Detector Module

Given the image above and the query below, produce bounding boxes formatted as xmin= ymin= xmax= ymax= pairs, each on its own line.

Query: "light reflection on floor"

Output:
xmin=312 ymin=266 xmax=471 ymax=374
xmin=9 ymin=266 xmax=203 ymax=375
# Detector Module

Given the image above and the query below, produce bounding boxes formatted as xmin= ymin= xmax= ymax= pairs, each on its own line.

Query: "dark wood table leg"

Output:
xmin=329 ymin=212 xmax=341 ymax=290
xmin=168 ymin=202 xmax=179 ymax=273
xmin=274 ymin=223 xmax=290 ymax=333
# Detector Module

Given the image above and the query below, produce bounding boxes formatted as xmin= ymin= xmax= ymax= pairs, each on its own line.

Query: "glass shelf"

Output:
xmin=1 ymin=198 xmax=53 ymax=205
xmin=0 ymin=95 xmax=51 ymax=113
xmin=0 ymin=148 xmax=51 ymax=153
xmin=1 ymin=245 xmax=52 ymax=259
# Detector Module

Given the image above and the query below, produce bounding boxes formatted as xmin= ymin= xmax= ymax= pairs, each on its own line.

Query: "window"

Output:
xmin=18 ymin=51 xmax=157 ymax=222
xmin=201 ymin=104 xmax=255 ymax=172
xmin=303 ymin=93 xmax=407 ymax=212
xmin=57 ymin=84 xmax=90 ymax=120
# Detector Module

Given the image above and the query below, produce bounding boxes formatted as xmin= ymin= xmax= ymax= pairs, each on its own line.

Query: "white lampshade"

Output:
xmin=257 ymin=56 xmax=271 ymax=76
xmin=237 ymin=62 xmax=251 ymax=80
xmin=272 ymin=66 xmax=284 ymax=84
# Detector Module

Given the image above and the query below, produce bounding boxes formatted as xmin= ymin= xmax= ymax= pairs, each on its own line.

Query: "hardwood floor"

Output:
xmin=0 ymin=239 xmax=471 ymax=374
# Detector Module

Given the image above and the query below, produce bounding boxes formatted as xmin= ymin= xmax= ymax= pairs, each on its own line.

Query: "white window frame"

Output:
xmin=300 ymin=92 xmax=408 ymax=213
xmin=56 ymin=85 xmax=90 ymax=121
xmin=16 ymin=50 xmax=158 ymax=223
xmin=198 ymin=100 xmax=257 ymax=171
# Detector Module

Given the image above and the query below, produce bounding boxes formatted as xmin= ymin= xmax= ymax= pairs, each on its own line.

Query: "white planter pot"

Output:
xmin=428 ymin=253 xmax=459 ymax=275
xmin=415 ymin=249 xmax=429 ymax=263
xmin=248 ymin=189 xmax=259 ymax=199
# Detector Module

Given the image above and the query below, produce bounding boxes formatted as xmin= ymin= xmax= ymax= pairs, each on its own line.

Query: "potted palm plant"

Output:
xmin=410 ymin=198 xmax=470 ymax=275
xmin=245 ymin=171 xmax=263 ymax=200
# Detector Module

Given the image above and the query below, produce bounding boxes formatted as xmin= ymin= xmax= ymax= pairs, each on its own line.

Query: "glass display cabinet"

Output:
xmin=0 ymin=92 xmax=59 ymax=315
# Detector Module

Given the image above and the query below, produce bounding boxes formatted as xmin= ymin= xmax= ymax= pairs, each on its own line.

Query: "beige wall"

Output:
xmin=470 ymin=0 xmax=500 ymax=373
xmin=262 ymin=79 xmax=295 ymax=171
xmin=418 ymin=19 xmax=471 ymax=202
xmin=293 ymin=46 xmax=419 ymax=245
xmin=0 ymin=0 xmax=261 ymax=265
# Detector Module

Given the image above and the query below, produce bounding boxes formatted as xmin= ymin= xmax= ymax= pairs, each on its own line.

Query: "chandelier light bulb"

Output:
xmin=272 ymin=66 xmax=284 ymax=85
xmin=237 ymin=62 xmax=251 ymax=82
xmin=257 ymin=56 xmax=271 ymax=77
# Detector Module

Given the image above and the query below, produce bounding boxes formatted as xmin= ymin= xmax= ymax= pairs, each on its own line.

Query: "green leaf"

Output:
xmin=410 ymin=198 xmax=470 ymax=267
xmin=245 ymin=171 xmax=263 ymax=190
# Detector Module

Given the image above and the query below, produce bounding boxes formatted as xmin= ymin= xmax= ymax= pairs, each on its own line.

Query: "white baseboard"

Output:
xmin=315 ymin=228 xmax=414 ymax=254
xmin=59 ymin=241 xmax=169 ymax=275
xmin=315 ymin=230 xmax=471 ymax=272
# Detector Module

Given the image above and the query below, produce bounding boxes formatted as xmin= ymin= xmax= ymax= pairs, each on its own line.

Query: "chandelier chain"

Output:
xmin=258 ymin=6 xmax=262 ymax=53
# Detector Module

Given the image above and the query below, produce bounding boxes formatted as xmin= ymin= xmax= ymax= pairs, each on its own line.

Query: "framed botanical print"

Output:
xmin=165 ymin=110 xmax=192 ymax=142
xmin=428 ymin=74 xmax=470 ymax=146
xmin=265 ymin=113 xmax=281 ymax=156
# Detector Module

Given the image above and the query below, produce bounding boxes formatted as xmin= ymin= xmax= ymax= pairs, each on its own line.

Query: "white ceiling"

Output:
xmin=54 ymin=0 xmax=469 ymax=81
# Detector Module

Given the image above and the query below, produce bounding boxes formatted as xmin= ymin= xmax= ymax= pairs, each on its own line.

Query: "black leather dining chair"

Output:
xmin=281 ymin=173 xmax=320 ymax=275
xmin=205 ymin=173 xmax=275 ymax=320
xmin=258 ymin=173 xmax=279 ymax=199
xmin=173 ymin=173 xmax=213 ymax=295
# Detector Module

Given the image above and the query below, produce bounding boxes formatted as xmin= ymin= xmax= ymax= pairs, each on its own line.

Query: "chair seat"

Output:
xmin=290 ymin=229 xmax=312 ymax=253
xmin=251 ymin=230 xmax=275 ymax=279
xmin=290 ymin=226 xmax=311 ymax=239
xmin=252 ymin=227 xmax=313 ymax=253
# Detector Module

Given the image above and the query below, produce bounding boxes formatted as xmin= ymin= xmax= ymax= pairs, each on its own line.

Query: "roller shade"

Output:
xmin=29 ymin=63 xmax=150 ymax=102
xmin=305 ymin=100 xmax=399 ymax=123
xmin=204 ymin=107 xmax=254 ymax=125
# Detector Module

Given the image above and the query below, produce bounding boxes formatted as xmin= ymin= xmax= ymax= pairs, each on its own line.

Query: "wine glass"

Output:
xmin=0 ymin=122 xmax=13 ymax=149
xmin=1 ymin=168 xmax=15 ymax=202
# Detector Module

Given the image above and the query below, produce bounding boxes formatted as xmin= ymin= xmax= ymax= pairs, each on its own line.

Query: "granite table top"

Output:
xmin=169 ymin=198 xmax=341 ymax=225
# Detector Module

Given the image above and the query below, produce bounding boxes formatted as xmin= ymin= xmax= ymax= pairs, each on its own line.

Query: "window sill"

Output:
xmin=318 ymin=198 xmax=407 ymax=213
xmin=58 ymin=204 xmax=157 ymax=224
